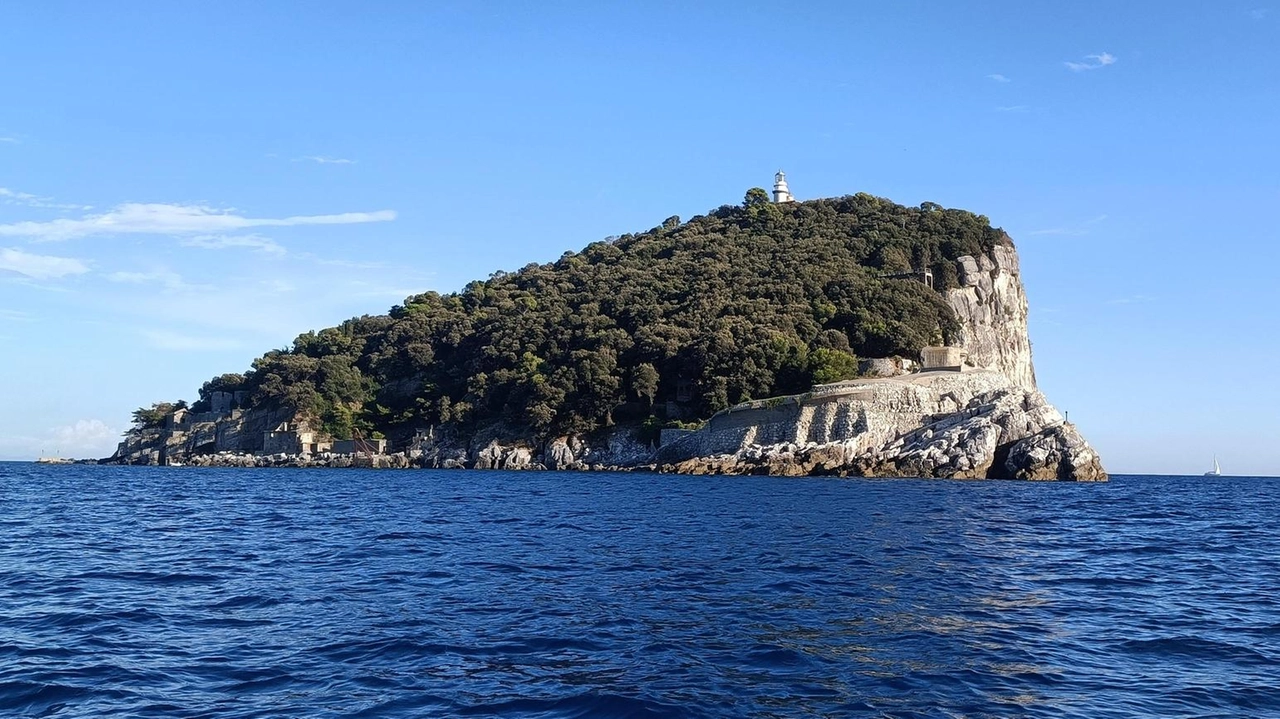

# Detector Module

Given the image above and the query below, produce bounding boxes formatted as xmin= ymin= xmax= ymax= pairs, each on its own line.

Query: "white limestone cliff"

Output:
xmin=946 ymin=243 xmax=1036 ymax=389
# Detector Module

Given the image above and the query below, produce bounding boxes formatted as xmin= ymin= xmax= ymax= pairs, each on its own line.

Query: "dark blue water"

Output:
xmin=2 ymin=465 xmax=1278 ymax=718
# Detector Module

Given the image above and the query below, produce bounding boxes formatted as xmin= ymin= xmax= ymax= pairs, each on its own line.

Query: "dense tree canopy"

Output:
xmin=188 ymin=193 xmax=1009 ymax=439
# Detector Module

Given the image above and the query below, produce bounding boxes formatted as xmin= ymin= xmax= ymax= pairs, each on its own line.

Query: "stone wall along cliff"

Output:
xmin=655 ymin=370 xmax=1105 ymax=481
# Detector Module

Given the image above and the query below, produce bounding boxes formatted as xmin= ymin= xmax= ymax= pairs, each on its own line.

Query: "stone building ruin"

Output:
xmin=920 ymin=346 xmax=967 ymax=372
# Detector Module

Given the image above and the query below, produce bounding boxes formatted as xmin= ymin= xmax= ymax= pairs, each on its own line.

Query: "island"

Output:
xmin=108 ymin=184 xmax=1106 ymax=481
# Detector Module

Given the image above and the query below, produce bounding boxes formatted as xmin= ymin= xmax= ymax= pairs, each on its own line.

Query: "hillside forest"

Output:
xmin=141 ymin=191 xmax=1009 ymax=441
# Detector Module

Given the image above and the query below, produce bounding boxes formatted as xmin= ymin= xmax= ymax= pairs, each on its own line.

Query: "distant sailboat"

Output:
xmin=1205 ymin=455 xmax=1222 ymax=477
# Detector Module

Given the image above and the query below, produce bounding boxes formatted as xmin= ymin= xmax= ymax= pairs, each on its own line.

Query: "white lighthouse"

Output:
xmin=772 ymin=170 xmax=795 ymax=203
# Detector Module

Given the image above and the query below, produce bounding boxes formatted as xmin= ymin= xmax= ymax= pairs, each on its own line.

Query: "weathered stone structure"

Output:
xmin=652 ymin=370 xmax=1103 ymax=480
xmin=332 ymin=438 xmax=388 ymax=455
xmin=262 ymin=422 xmax=316 ymax=455
xmin=920 ymin=346 xmax=967 ymax=372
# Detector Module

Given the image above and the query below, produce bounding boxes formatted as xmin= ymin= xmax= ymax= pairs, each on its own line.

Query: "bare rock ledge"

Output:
xmin=654 ymin=370 xmax=1105 ymax=481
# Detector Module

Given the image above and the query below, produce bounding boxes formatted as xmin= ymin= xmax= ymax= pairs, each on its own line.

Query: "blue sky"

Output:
xmin=1 ymin=2 xmax=1276 ymax=474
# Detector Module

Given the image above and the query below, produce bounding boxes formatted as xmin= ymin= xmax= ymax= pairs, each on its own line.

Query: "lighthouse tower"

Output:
xmin=772 ymin=170 xmax=795 ymax=203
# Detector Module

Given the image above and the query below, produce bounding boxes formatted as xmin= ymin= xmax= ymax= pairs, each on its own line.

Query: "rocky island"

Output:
xmin=110 ymin=179 xmax=1105 ymax=480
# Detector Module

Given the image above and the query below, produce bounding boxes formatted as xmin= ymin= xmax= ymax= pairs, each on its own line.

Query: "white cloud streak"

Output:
xmin=0 ymin=203 xmax=396 ymax=242
xmin=0 ymin=187 xmax=88 ymax=211
xmin=294 ymin=156 xmax=357 ymax=165
xmin=995 ymin=105 xmax=1030 ymax=113
xmin=1107 ymin=294 xmax=1156 ymax=305
xmin=0 ymin=247 xmax=91 ymax=279
xmin=107 ymin=269 xmax=195 ymax=291
xmin=1065 ymin=52 xmax=1117 ymax=72
xmin=181 ymin=233 xmax=287 ymax=255
xmin=0 ymin=137 xmax=17 ymax=144
xmin=986 ymin=74 xmax=1011 ymax=83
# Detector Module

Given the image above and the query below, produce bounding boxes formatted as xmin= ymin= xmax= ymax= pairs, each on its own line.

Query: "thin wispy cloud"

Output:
xmin=0 ymin=247 xmax=90 ymax=279
xmin=0 ymin=136 xmax=18 ymax=144
xmin=1065 ymin=52 xmax=1117 ymax=72
xmin=181 ymin=233 xmax=286 ymax=256
xmin=0 ymin=203 xmax=396 ymax=242
xmin=107 ymin=269 xmax=206 ymax=292
xmin=0 ymin=187 xmax=89 ymax=211
xmin=294 ymin=156 xmax=357 ymax=165
xmin=986 ymin=74 xmax=1011 ymax=83
xmin=1107 ymin=294 xmax=1156 ymax=305
xmin=0 ymin=308 xmax=35 ymax=322
xmin=1249 ymin=8 xmax=1269 ymax=20
xmin=995 ymin=105 xmax=1030 ymax=113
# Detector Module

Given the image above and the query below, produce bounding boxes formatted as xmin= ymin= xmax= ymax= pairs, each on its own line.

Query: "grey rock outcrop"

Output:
xmin=656 ymin=370 xmax=1105 ymax=481
xmin=1004 ymin=424 xmax=1105 ymax=481
xmin=544 ymin=438 xmax=580 ymax=470
xmin=473 ymin=441 xmax=535 ymax=470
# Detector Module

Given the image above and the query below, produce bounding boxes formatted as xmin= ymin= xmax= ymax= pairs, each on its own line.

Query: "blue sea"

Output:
xmin=2 ymin=465 xmax=1278 ymax=718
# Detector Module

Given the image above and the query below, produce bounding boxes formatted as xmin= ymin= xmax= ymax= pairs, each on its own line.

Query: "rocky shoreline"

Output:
xmin=105 ymin=368 xmax=1104 ymax=481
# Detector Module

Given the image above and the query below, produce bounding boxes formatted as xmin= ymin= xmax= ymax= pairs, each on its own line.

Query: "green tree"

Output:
xmin=743 ymin=187 xmax=770 ymax=207
xmin=809 ymin=348 xmax=860 ymax=385
xmin=131 ymin=402 xmax=175 ymax=428
xmin=631 ymin=363 xmax=660 ymax=408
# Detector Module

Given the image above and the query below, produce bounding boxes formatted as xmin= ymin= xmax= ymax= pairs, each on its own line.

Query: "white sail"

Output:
xmin=1206 ymin=455 xmax=1222 ymax=476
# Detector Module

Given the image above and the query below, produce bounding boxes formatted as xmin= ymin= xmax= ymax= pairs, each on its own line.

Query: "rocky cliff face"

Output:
xmin=108 ymin=405 xmax=294 ymax=465
xmin=946 ymin=243 xmax=1036 ymax=389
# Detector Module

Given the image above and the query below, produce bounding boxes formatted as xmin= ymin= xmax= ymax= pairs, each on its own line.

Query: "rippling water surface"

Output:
xmin=2 ymin=464 xmax=1279 ymax=718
